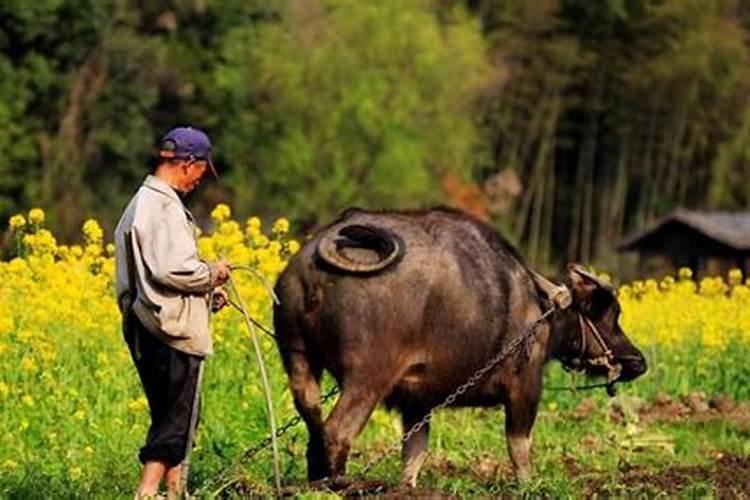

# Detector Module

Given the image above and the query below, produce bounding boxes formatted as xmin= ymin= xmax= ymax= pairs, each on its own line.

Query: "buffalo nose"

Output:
xmin=619 ymin=354 xmax=647 ymax=382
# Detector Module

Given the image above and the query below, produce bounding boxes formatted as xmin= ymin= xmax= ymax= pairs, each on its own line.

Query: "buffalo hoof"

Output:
xmin=308 ymin=476 xmax=353 ymax=491
xmin=306 ymin=438 xmax=330 ymax=481
xmin=513 ymin=468 xmax=532 ymax=482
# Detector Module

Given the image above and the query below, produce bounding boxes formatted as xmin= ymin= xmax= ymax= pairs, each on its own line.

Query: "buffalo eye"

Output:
xmin=587 ymin=288 xmax=615 ymax=320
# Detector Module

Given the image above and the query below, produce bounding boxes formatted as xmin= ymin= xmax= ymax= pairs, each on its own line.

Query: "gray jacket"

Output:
xmin=114 ymin=175 xmax=218 ymax=356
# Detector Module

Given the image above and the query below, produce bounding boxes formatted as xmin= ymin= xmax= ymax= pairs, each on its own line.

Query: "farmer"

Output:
xmin=114 ymin=126 xmax=230 ymax=499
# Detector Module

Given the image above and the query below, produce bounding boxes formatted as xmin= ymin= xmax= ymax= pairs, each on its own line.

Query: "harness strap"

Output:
xmin=578 ymin=313 xmax=620 ymax=383
xmin=580 ymin=314 xmax=612 ymax=357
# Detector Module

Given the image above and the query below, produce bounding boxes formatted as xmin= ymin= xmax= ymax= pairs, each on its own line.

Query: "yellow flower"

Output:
xmin=21 ymin=394 xmax=34 ymax=407
xmin=1 ymin=460 xmax=18 ymax=470
xmin=287 ymin=240 xmax=301 ymax=254
xmin=82 ymin=219 xmax=103 ymax=242
xmin=128 ymin=396 xmax=147 ymax=413
xmin=0 ymin=382 xmax=9 ymax=398
xmin=70 ymin=466 xmax=82 ymax=481
xmin=728 ymin=268 xmax=743 ymax=286
xmin=659 ymin=276 xmax=675 ymax=291
xmin=20 ymin=356 xmax=37 ymax=372
xmin=678 ymin=267 xmax=693 ymax=280
xmin=253 ymin=235 xmax=269 ymax=248
xmin=246 ymin=216 xmax=261 ymax=230
xmin=211 ymin=203 xmax=231 ymax=222
xmin=9 ymin=214 xmax=26 ymax=230
xmin=246 ymin=216 xmax=262 ymax=238
xmin=28 ymin=208 xmax=45 ymax=225
xmin=40 ymin=348 xmax=57 ymax=363
xmin=273 ymin=217 xmax=290 ymax=234
xmin=74 ymin=410 xmax=86 ymax=421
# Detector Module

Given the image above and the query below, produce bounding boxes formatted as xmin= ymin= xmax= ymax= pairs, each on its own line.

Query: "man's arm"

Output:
xmin=134 ymin=206 xmax=228 ymax=294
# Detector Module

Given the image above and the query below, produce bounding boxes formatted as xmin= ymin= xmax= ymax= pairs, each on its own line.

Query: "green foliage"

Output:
xmin=710 ymin=103 xmax=750 ymax=208
xmin=211 ymin=0 xmax=490 ymax=224
xmin=469 ymin=0 xmax=750 ymax=267
xmin=2 ymin=0 xmax=750 ymax=266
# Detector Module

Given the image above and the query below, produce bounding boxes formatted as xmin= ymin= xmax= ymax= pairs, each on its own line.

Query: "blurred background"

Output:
xmin=2 ymin=0 xmax=750 ymax=278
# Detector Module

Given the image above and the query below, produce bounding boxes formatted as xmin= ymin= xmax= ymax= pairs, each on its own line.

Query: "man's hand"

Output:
xmin=211 ymin=259 xmax=230 ymax=287
xmin=211 ymin=287 xmax=229 ymax=313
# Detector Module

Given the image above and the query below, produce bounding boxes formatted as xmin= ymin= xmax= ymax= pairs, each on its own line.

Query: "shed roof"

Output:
xmin=618 ymin=208 xmax=750 ymax=251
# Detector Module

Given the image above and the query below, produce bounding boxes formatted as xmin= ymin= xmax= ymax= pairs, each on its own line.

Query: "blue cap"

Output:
xmin=158 ymin=126 xmax=217 ymax=178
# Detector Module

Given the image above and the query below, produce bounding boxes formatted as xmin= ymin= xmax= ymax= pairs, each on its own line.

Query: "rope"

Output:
xmin=229 ymin=264 xmax=280 ymax=305
xmin=225 ymin=268 xmax=283 ymax=497
xmin=546 ymin=381 xmax=613 ymax=392
xmin=226 ymin=296 xmax=277 ymax=339
xmin=199 ymin=386 xmax=341 ymax=498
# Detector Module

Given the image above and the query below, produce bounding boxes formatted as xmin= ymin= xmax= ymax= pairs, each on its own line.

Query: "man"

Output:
xmin=114 ymin=126 xmax=230 ymax=499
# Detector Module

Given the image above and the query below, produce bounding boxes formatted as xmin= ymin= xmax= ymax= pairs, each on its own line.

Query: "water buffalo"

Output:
xmin=273 ymin=207 xmax=646 ymax=486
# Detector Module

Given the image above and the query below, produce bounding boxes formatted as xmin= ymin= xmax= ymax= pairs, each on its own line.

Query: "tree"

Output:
xmin=470 ymin=0 xmax=750 ymax=270
xmin=210 ymin=0 xmax=492 ymax=225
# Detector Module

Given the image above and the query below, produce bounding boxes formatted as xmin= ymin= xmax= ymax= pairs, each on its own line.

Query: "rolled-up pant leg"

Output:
xmin=125 ymin=312 xmax=203 ymax=467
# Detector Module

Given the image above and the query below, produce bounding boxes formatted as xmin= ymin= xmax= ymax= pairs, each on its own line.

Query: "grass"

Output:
xmin=2 ymin=315 xmax=750 ymax=499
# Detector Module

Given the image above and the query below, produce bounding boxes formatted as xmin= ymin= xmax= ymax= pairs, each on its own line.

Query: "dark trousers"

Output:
xmin=124 ymin=310 xmax=203 ymax=467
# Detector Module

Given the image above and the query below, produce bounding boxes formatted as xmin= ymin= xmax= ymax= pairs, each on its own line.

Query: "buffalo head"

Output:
xmin=561 ymin=265 xmax=647 ymax=384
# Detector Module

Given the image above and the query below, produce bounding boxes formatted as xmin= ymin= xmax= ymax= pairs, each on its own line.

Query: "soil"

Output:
xmin=336 ymin=451 xmax=750 ymax=498
xmin=242 ymin=453 xmax=750 ymax=499
xmin=571 ymin=392 xmax=750 ymax=429
xmin=571 ymin=454 xmax=750 ymax=498
xmin=638 ymin=392 xmax=750 ymax=429
xmin=714 ymin=454 xmax=750 ymax=499
xmin=575 ymin=461 xmax=711 ymax=497
xmin=229 ymin=393 xmax=750 ymax=498
xmin=279 ymin=477 xmax=456 ymax=498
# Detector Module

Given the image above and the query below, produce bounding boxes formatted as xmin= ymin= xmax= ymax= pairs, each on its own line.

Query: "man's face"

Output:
xmin=177 ymin=159 xmax=209 ymax=193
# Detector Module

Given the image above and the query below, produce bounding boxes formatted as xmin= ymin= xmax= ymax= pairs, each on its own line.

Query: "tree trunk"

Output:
xmin=571 ymin=73 xmax=604 ymax=263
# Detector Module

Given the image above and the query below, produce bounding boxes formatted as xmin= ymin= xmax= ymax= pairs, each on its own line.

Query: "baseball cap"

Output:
xmin=158 ymin=126 xmax=218 ymax=178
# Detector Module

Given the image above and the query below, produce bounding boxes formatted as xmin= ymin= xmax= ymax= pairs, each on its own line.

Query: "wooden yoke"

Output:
xmin=529 ymin=269 xmax=572 ymax=310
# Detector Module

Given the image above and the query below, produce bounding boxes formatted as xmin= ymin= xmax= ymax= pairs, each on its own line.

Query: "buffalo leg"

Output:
xmin=504 ymin=377 xmax=541 ymax=481
xmin=321 ymin=383 xmax=384 ymax=478
xmin=283 ymin=349 xmax=327 ymax=480
xmin=400 ymin=407 xmax=430 ymax=487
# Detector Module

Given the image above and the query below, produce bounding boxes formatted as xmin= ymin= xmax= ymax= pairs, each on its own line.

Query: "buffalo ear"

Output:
xmin=565 ymin=264 xmax=615 ymax=317
xmin=566 ymin=264 xmax=597 ymax=299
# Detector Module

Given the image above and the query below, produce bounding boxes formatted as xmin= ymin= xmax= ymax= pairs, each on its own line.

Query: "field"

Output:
xmin=1 ymin=207 xmax=750 ymax=498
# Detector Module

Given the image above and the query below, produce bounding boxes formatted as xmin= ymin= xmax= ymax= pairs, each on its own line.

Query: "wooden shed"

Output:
xmin=617 ymin=208 xmax=750 ymax=278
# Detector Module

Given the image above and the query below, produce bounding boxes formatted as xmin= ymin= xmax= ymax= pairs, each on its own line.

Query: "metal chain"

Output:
xmin=199 ymin=306 xmax=554 ymax=496
xmin=197 ymin=386 xmax=340 ymax=497
xmin=359 ymin=306 xmax=556 ymax=475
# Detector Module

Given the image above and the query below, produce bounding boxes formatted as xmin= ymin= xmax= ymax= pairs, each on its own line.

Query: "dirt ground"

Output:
xmin=332 ymin=454 xmax=750 ymax=499
xmin=567 ymin=392 xmax=750 ymax=498
xmin=269 ymin=450 xmax=749 ymax=498
xmin=230 ymin=393 xmax=750 ymax=498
